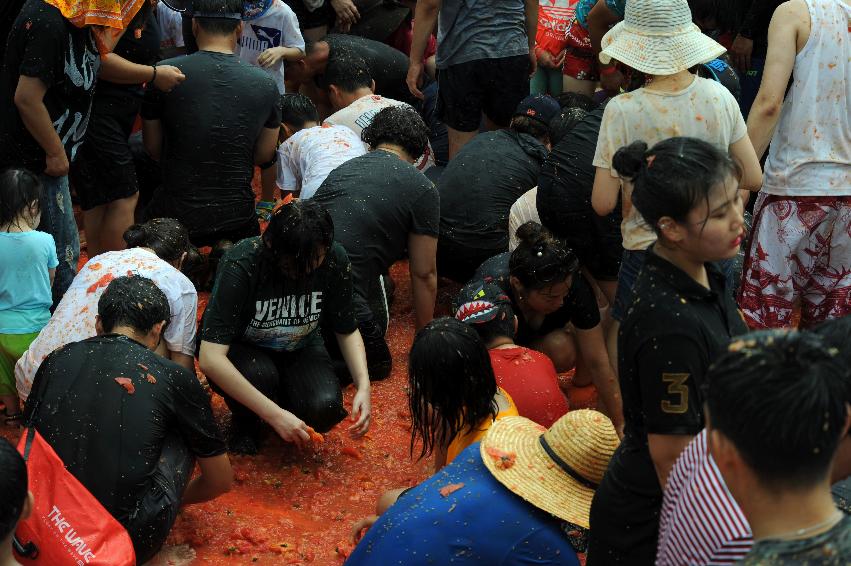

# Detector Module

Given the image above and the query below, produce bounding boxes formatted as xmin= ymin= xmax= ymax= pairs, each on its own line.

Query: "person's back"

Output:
xmin=436 ymin=0 xmax=528 ymax=69
xmin=279 ymin=124 xmax=366 ymax=199
xmin=346 ymin=442 xmax=580 ymax=566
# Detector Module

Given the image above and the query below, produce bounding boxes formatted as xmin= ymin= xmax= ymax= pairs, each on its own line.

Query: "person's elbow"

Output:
xmin=410 ymin=261 xmax=437 ymax=282
xmin=751 ymin=92 xmax=784 ymax=121
xmin=740 ymin=169 xmax=763 ymax=192
xmin=591 ymin=194 xmax=615 ymax=216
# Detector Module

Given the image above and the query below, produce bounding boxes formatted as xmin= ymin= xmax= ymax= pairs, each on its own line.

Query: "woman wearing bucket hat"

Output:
xmin=589 ymin=0 xmax=762 ymax=387
xmin=346 ymin=410 xmax=619 ymax=565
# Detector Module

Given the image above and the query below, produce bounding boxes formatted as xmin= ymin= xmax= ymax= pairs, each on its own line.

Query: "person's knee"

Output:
xmin=299 ymin=393 xmax=346 ymax=433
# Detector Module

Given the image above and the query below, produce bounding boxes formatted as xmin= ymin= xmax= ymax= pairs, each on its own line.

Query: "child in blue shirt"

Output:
xmin=0 ymin=168 xmax=57 ymax=423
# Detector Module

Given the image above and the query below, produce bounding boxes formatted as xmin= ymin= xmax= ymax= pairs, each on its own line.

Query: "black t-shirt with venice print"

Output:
xmin=201 ymin=238 xmax=358 ymax=352
xmin=0 ymin=0 xmax=100 ymax=172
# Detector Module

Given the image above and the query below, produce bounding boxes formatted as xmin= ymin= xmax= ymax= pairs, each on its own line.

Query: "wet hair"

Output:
xmin=193 ymin=0 xmax=242 ymax=34
xmin=324 ymin=54 xmax=372 ymax=93
xmin=0 ymin=168 xmax=42 ymax=229
xmin=262 ymin=200 xmax=334 ymax=279
xmin=123 ymin=218 xmax=190 ymax=263
xmin=0 ymin=437 xmax=27 ymax=540
xmin=813 ymin=316 xmax=851 ymax=369
xmin=97 ymin=276 xmax=171 ymax=334
xmin=612 ymin=137 xmax=740 ymax=235
xmin=509 ymin=222 xmax=579 ymax=291
xmin=468 ymin=303 xmax=516 ymax=344
xmin=361 ymin=106 xmax=429 ymax=160
xmin=280 ymin=93 xmax=319 ymax=129
xmin=510 ymin=115 xmax=551 ymax=143
xmin=557 ymin=91 xmax=598 ymax=112
xmin=550 ymin=107 xmax=588 ymax=146
xmin=408 ymin=318 xmax=498 ymax=459
xmin=707 ymin=330 xmax=851 ymax=491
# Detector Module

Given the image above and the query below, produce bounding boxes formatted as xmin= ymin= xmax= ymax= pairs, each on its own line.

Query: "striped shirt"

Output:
xmin=656 ymin=430 xmax=753 ymax=565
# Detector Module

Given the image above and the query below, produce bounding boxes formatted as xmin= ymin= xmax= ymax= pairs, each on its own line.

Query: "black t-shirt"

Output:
xmin=0 ymin=0 xmax=100 ymax=172
xmin=590 ymin=249 xmax=747 ymax=557
xmin=439 ymin=130 xmax=548 ymax=254
xmin=322 ymin=34 xmax=414 ymax=105
xmin=98 ymin=10 xmax=161 ymax=100
xmin=742 ymin=514 xmax=851 ymax=565
xmin=201 ymin=238 xmax=358 ymax=351
xmin=473 ymin=252 xmax=601 ymax=344
xmin=537 ymin=106 xmax=622 ymax=273
xmin=312 ymin=151 xmax=439 ymax=311
xmin=141 ymin=51 xmax=280 ymax=240
xmin=23 ymin=334 xmax=225 ymax=523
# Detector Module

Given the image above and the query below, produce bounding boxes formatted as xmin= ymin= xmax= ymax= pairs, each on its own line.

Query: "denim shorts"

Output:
xmin=611 ymin=249 xmax=646 ymax=322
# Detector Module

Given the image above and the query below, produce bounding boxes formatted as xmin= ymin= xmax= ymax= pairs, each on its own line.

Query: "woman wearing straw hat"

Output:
xmin=588 ymin=0 xmax=762 ymax=386
xmin=346 ymin=410 xmax=620 ymax=565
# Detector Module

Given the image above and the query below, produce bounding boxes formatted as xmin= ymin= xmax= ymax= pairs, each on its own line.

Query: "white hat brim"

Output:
xmin=600 ymin=21 xmax=726 ymax=76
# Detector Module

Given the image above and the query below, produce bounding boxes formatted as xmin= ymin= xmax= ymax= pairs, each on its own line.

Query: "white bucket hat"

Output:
xmin=599 ymin=0 xmax=726 ymax=76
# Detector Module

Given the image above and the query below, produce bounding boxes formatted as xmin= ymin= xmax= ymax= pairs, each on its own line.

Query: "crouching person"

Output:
xmin=22 ymin=276 xmax=232 ymax=563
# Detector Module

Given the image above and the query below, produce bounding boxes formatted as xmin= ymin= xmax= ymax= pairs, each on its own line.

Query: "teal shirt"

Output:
xmin=0 ymin=231 xmax=57 ymax=333
xmin=574 ymin=0 xmax=626 ymax=29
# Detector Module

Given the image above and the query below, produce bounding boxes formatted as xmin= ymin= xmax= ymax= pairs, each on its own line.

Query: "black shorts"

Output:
xmin=436 ymin=54 xmax=530 ymax=132
xmin=282 ymin=0 xmax=333 ymax=30
xmin=69 ymin=94 xmax=140 ymax=211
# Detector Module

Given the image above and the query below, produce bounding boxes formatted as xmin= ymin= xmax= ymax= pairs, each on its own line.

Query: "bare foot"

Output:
xmin=144 ymin=544 xmax=196 ymax=566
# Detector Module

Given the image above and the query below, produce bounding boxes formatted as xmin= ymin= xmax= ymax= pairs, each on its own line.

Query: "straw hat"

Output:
xmin=599 ymin=0 xmax=726 ymax=76
xmin=480 ymin=410 xmax=619 ymax=529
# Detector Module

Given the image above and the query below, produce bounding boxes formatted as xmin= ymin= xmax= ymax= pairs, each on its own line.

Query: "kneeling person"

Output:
xmin=23 ymin=276 xmax=232 ymax=564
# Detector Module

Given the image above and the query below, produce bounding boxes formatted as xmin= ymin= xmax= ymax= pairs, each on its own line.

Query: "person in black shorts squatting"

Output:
xmin=586 ymin=137 xmax=748 ymax=565
xmin=199 ymin=200 xmax=373 ymax=455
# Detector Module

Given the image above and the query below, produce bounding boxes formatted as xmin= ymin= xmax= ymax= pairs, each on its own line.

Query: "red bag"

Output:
xmin=14 ymin=428 xmax=136 ymax=566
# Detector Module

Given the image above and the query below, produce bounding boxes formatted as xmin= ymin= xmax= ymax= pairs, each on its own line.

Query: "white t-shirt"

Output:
xmin=324 ymin=94 xmax=436 ymax=172
xmin=593 ymin=76 xmax=747 ymax=250
xmin=238 ymin=0 xmax=305 ymax=94
xmin=277 ymin=124 xmax=367 ymax=199
xmin=156 ymin=3 xmax=184 ymax=50
xmin=15 ymin=248 xmax=198 ymax=401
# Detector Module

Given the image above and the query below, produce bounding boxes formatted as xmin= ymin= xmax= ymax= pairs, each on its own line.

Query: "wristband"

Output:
xmin=600 ymin=65 xmax=618 ymax=76
xmin=258 ymin=151 xmax=278 ymax=170
xmin=150 ymin=64 xmax=157 ymax=85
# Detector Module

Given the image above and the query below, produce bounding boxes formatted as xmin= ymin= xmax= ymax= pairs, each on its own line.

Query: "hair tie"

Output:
xmin=533 ymin=243 xmax=546 ymax=257
xmin=646 ymin=154 xmax=656 ymax=168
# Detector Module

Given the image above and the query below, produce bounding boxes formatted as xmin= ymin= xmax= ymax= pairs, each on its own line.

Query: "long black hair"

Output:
xmin=0 ymin=168 xmax=42 ymax=229
xmin=0 ymin=437 xmax=27 ymax=541
xmin=123 ymin=218 xmax=191 ymax=263
xmin=262 ymin=199 xmax=334 ymax=279
xmin=613 ymin=137 xmax=740 ymax=236
xmin=509 ymin=222 xmax=579 ymax=291
xmin=408 ymin=318 xmax=498 ymax=459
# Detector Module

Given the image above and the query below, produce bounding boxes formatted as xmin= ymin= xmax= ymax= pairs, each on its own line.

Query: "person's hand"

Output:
xmin=153 ymin=64 xmax=185 ymax=92
xmin=257 ymin=47 xmax=285 ymax=68
xmin=528 ymin=49 xmax=537 ymax=78
xmin=44 ymin=150 xmax=69 ymax=177
xmin=351 ymin=515 xmax=378 ymax=543
xmin=406 ymin=60 xmax=425 ymax=100
xmin=267 ymin=409 xmax=311 ymax=448
xmin=330 ymin=0 xmax=360 ymax=29
xmin=536 ymin=49 xmax=565 ymax=70
xmin=599 ymin=65 xmax=625 ymax=96
xmin=730 ymin=34 xmax=753 ymax=75
xmin=349 ymin=384 xmax=371 ymax=437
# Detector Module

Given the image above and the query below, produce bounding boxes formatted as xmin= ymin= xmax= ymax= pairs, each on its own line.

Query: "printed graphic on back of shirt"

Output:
xmin=245 ymin=292 xmax=323 ymax=350
xmin=55 ymin=33 xmax=100 ymax=161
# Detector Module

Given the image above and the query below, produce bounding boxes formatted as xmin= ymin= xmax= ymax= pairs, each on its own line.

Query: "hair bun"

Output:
xmin=123 ymin=223 xmax=148 ymax=248
xmin=612 ymin=140 xmax=650 ymax=179
xmin=515 ymin=221 xmax=550 ymax=250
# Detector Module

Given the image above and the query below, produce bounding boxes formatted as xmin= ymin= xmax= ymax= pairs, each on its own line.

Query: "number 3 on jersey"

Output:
xmin=661 ymin=373 xmax=689 ymax=414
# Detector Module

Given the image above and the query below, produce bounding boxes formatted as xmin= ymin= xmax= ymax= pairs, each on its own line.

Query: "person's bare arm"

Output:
xmin=260 ymin=162 xmax=278 ymax=203
xmin=181 ymin=453 xmax=233 ymax=505
xmin=142 ymin=119 xmax=163 ymax=161
xmin=575 ymin=324 xmax=624 ymax=438
xmin=99 ymin=53 xmax=185 ymax=90
xmin=168 ymin=351 xmax=195 ymax=373
xmin=335 ymin=329 xmax=372 ymax=436
xmin=648 ymin=433 xmax=694 ymax=488
xmin=591 ymin=167 xmax=620 ymax=216
xmin=408 ymin=233 xmax=437 ymax=330
xmin=524 ymin=0 xmax=538 ymax=76
xmin=255 ymin=127 xmax=279 ymax=201
xmin=746 ymin=1 xmax=804 ymax=159
xmin=407 ymin=0 xmax=442 ymax=99
xmin=257 ymin=46 xmax=305 ymax=68
xmin=588 ymin=0 xmax=621 ymax=56
xmin=729 ymin=136 xmax=763 ymax=193
xmin=48 ymin=268 xmax=55 ymax=287
xmin=198 ymin=341 xmax=311 ymax=446
xmin=14 ymin=76 xmax=67 ymax=176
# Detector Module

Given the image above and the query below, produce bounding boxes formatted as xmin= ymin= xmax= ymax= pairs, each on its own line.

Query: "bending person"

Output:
xmin=16 ymin=218 xmax=198 ymax=401
xmin=199 ymin=200 xmax=372 ymax=454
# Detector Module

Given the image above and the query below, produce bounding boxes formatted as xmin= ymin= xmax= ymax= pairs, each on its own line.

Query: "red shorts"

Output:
xmin=738 ymin=193 xmax=851 ymax=328
xmin=562 ymin=17 xmax=598 ymax=81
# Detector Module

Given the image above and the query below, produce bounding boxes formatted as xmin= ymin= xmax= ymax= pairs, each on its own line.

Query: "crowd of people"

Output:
xmin=0 ymin=0 xmax=849 ymax=563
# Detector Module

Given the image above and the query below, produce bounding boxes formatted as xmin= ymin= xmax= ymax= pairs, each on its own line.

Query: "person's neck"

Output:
xmin=375 ymin=143 xmax=413 ymax=163
xmin=303 ymin=121 xmax=320 ymax=129
xmin=644 ymin=70 xmax=694 ymax=92
xmin=0 ymin=215 xmax=34 ymax=233
xmin=0 ymin=535 xmax=21 ymax=566
xmin=197 ymin=34 xmax=236 ymax=54
xmin=652 ymin=242 xmax=709 ymax=289
xmin=109 ymin=325 xmax=153 ymax=349
xmin=339 ymin=88 xmax=374 ymax=108
xmin=487 ymin=337 xmax=517 ymax=350
xmin=742 ymin=480 xmax=841 ymax=542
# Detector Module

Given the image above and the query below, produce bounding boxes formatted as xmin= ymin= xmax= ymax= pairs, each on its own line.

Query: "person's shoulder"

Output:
xmin=222 ymin=237 xmax=264 ymax=267
xmin=19 ymin=0 xmax=67 ymax=29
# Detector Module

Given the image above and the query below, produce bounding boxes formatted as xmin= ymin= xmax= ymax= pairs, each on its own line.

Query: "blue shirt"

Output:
xmin=346 ymin=443 xmax=580 ymax=566
xmin=574 ymin=0 xmax=626 ymax=29
xmin=0 ymin=230 xmax=57 ymax=333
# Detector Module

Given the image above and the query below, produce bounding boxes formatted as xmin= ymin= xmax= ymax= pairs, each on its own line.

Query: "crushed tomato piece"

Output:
xmin=341 ymin=446 xmax=363 ymax=460
xmin=439 ymin=483 xmax=465 ymax=497
xmin=86 ymin=273 xmax=115 ymax=294
xmin=114 ymin=377 xmax=135 ymax=394
xmin=305 ymin=426 xmax=324 ymax=443
xmin=485 ymin=446 xmax=517 ymax=470
xmin=145 ymin=374 xmax=157 ymax=384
